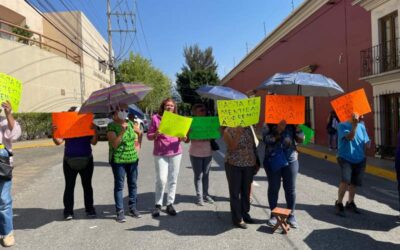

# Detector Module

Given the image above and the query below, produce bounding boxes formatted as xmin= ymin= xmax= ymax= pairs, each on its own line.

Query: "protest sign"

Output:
xmin=330 ymin=88 xmax=371 ymax=122
xmin=159 ymin=111 xmax=193 ymax=137
xmin=217 ymin=97 xmax=260 ymax=127
xmin=265 ymin=95 xmax=305 ymax=124
xmin=52 ymin=112 xmax=95 ymax=139
xmin=0 ymin=73 xmax=22 ymax=112
xmin=299 ymin=124 xmax=315 ymax=145
xmin=189 ymin=116 xmax=221 ymax=140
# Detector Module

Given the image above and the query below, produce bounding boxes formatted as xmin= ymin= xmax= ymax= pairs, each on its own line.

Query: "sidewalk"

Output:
xmin=298 ymin=143 xmax=397 ymax=181
xmin=13 ymin=138 xmax=55 ymax=150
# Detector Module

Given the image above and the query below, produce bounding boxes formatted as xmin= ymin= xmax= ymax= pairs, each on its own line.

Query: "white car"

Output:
xmin=93 ymin=113 xmax=112 ymax=140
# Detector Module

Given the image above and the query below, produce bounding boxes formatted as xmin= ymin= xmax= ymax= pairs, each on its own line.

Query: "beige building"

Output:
xmin=0 ymin=0 xmax=112 ymax=112
xmin=354 ymin=0 xmax=400 ymax=157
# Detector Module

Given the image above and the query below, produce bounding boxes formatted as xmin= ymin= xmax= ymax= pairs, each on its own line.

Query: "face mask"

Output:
xmin=117 ymin=111 xmax=128 ymax=120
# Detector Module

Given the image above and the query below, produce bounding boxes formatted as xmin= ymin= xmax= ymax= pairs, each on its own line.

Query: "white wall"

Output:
xmin=0 ymin=38 xmax=82 ymax=112
xmin=0 ymin=0 xmax=43 ymax=33
xmin=371 ymin=0 xmax=400 ymax=46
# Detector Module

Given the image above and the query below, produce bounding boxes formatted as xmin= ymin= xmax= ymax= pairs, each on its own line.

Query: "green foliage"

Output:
xmin=116 ymin=53 xmax=171 ymax=112
xmin=176 ymin=44 xmax=219 ymax=106
xmin=13 ymin=113 xmax=52 ymax=140
xmin=11 ymin=25 xmax=33 ymax=45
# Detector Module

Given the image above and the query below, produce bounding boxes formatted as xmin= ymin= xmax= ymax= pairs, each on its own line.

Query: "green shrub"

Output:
xmin=11 ymin=25 xmax=34 ymax=45
xmin=13 ymin=113 xmax=52 ymax=140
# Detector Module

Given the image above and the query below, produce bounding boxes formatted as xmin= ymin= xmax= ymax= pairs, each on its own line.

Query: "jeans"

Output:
xmin=265 ymin=160 xmax=299 ymax=213
xmin=0 ymin=180 xmax=12 ymax=236
xmin=154 ymin=154 xmax=182 ymax=206
xmin=396 ymin=160 xmax=400 ymax=212
xmin=111 ymin=161 xmax=139 ymax=212
xmin=63 ymin=157 xmax=94 ymax=215
xmin=328 ymin=132 xmax=338 ymax=149
xmin=225 ymin=163 xmax=254 ymax=224
xmin=190 ymin=155 xmax=212 ymax=199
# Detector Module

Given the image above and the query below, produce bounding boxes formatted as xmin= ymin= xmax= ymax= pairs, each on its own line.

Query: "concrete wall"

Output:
xmin=0 ymin=0 xmax=43 ymax=33
xmin=370 ymin=0 xmax=400 ymax=46
xmin=0 ymin=38 xmax=82 ymax=112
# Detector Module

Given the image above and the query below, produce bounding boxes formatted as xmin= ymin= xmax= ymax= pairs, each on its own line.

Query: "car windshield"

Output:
xmin=94 ymin=113 xmax=109 ymax=119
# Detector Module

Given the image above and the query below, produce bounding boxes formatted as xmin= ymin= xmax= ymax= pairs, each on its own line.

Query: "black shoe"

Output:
xmin=86 ymin=209 xmax=97 ymax=218
xmin=335 ymin=200 xmax=346 ymax=217
xmin=152 ymin=205 xmax=161 ymax=217
xmin=234 ymin=221 xmax=248 ymax=229
xmin=116 ymin=210 xmax=126 ymax=223
xmin=242 ymin=214 xmax=254 ymax=224
xmin=129 ymin=207 xmax=142 ymax=218
xmin=64 ymin=213 xmax=73 ymax=221
xmin=166 ymin=204 xmax=177 ymax=216
xmin=345 ymin=201 xmax=361 ymax=214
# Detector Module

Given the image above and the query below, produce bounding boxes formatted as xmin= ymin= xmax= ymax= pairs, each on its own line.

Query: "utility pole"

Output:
xmin=107 ymin=0 xmax=136 ymax=85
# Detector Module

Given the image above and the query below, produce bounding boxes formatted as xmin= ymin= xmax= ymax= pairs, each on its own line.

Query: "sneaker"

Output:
xmin=2 ymin=231 xmax=15 ymax=247
xmin=266 ymin=216 xmax=277 ymax=227
xmin=86 ymin=209 xmax=97 ymax=218
xmin=242 ymin=213 xmax=255 ymax=224
xmin=129 ymin=207 xmax=142 ymax=218
xmin=64 ymin=213 xmax=73 ymax=220
xmin=203 ymin=195 xmax=214 ymax=204
xmin=287 ymin=214 xmax=299 ymax=228
xmin=345 ymin=201 xmax=361 ymax=214
xmin=152 ymin=205 xmax=161 ymax=218
xmin=116 ymin=210 xmax=126 ymax=223
xmin=166 ymin=204 xmax=177 ymax=216
xmin=234 ymin=221 xmax=248 ymax=229
xmin=195 ymin=200 xmax=204 ymax=206
xmin=335 ymin=200 xmax=346 ymax=217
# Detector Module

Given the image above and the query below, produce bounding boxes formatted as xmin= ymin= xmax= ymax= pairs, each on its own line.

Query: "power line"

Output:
xmin=135 ymin=0 xmax=152 ymax=61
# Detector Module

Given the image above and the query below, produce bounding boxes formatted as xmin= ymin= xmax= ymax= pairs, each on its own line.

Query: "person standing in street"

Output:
xmin=147 ymin=98 xmax=186 ymax=217
xmin=107 ymin=103 xmax=141 ymax=223
xmin=223 ymin=126 xmax=259 ymax=229
xmin=0 ymin=100 xmax=21 ymax=247
xmin=53 ymin=107 xmax=98 ymax=221
xmin=327 ymin=111 xmax=339 ymax=151
xmin=186 ymin=104 xmax=214 ymax=206
xmin=263 ymin=120 xmax=304 ymax=229
xmin=335 ymin=112 xmax=370 ymax=217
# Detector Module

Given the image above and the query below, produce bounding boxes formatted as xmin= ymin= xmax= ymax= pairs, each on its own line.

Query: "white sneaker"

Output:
xmin=2 ymin=231 xmax=15 ymax=247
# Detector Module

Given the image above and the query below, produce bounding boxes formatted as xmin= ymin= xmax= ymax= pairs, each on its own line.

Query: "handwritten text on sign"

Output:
xmin=189 ymin=116 xmax=221 ymax=140
xmin=265 ymin=95 xmax=305 ymax=124
xmin=217 ymin=97 xmax=260 ymax=127
xmin=0 ymin=73 xmax=23 ymax=112
xmin=52 ymin=112 xmax=95 ymax=139
xmin=159 ymin=111 xmax=193 ymax=138
xmin=330 ymin=88 xmax=371 ymax=122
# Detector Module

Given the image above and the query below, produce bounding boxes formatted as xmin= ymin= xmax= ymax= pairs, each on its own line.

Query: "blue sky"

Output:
xmin=32 ymin=0 xmax=304 ymax=82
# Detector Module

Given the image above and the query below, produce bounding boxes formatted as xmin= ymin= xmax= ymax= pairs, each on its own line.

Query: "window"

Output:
xmin=98 ymin=58 xmax=107 ymax=73
xmin=382 ymin=93 xmax=400 ymax=158
xmin=379 ymin=11 xmax=398 ymax=72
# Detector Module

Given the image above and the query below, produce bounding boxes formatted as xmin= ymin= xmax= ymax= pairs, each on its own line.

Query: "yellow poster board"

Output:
xmin=217 ymin=97 xmax=260 ymax=127
xmin=159 ymin=111 xmax=193 ymax=137
xmin=0 ymin=73 xmax=23 ymax=112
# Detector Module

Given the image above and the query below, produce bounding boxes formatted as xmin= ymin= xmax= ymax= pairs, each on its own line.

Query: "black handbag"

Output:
xmin=0 ymin=151 xmax=13 ymax=180
xmin=210 ymin=139 xmax=220 ymax=151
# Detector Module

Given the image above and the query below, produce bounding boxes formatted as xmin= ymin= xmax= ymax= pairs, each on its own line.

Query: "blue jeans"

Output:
xmin=396 ymin=159 xmax=400 ymax=212
xmin=264 ymin=160 xmax=299 ymax=213
xmin=0 ymin=180 xmax=12 ymax=236
xmin=111 ymin=161 xmax=138 ymax=212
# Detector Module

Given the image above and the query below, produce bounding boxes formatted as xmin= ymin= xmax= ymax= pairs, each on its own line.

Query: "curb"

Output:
xmin=13 ymin=141 xmax=55 ymax=150
xmin=298 ymin=146 xmax=397 ymax=182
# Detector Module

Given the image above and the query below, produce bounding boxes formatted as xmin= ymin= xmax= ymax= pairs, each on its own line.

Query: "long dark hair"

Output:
xmin=158 ymin=98 xmax=177 ymax=116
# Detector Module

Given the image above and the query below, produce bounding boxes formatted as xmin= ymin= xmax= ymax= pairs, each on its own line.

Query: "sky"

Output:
xmin=30 ymin=0 xmax=304 ymax=82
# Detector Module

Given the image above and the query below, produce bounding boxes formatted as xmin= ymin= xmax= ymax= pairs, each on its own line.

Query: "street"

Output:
xmin=9 ymin=139 xmax=400 ymax=250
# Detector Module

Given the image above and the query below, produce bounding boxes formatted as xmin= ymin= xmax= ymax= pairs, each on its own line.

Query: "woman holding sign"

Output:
xmin=147 ymin=98 xmax=186 ymax=217
xmin=223 ymin=126 xmax=259 ymax=229
xmin=52 ymin=107 xmax=98 ymax=221
xmin=263 ymin=120 xmax=304 ymax=229
xmin=187 ymin=104 xmax=214 ymax=206
xmin=107 ymin=103 xmax=142 ymax=223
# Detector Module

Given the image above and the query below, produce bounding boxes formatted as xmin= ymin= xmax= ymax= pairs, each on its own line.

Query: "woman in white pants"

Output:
xmin=147 ymin=98 xmax=186 ymax=217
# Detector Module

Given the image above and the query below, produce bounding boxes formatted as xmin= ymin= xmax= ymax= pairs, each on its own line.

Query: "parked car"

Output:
xmin=93 ymin=113 xmax=112 ymax=140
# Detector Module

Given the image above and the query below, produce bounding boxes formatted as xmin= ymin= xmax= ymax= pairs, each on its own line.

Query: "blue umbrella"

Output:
xmin=255 ymin=72 xmax=344 ymax=96
xmin=196 ymin=85 xmax=248 ymax=100
xmin=128 ymin=104 xmax=144 ymax=117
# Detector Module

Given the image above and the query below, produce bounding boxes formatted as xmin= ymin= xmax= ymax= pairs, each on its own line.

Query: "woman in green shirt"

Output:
xmin=107 ymin=103 xmax=141 ymax=223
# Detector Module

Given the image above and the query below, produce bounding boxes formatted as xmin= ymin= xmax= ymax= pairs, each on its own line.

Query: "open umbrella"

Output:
xmin=80 ymin=83 xmax=152 ymax=113
xmin=196 ymin=85 xmax=248 ymax=100
xmin=255 ymin=72 xmax=344 ymax=96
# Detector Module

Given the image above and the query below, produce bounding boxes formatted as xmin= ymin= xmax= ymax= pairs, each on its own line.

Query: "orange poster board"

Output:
xmin=330 ymin=88 xmax=371 ymax=122
xmin=265 ymin=95 xmax=305 ymax=124
xmin=52 ymin=112 xmax=95 ymax=139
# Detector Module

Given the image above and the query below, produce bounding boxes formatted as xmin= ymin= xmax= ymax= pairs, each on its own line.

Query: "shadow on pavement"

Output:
xmin=296 ymin=203 xmax=398 ymax=232
xmin=94 ymin=161 xmax=111 ymax=167
xmin=298 ymin=154 xmax=399 ymax=211
xmin=304 ymin=228 xmax=399 ymax=249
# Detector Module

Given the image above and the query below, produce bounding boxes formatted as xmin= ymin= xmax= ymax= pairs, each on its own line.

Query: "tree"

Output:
xmin=176 ymin=44 xmax=219 ymax=106
xmin=116 ymin=53 xmax=171 ymax=113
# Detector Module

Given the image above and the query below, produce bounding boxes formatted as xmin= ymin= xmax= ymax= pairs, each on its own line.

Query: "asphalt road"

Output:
xmin=9 ymin=138 xmax=400 ymax=249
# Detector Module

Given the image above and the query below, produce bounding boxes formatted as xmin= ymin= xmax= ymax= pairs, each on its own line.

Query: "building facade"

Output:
xmin=222 ymin=0 xmax=378 ymax=156
xmin=0 ymin=0 xmax=112 ymax=112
